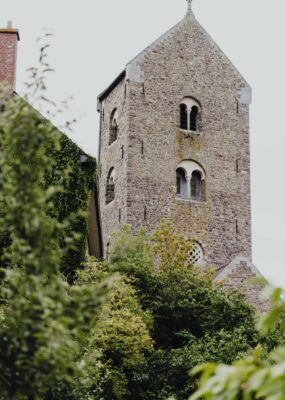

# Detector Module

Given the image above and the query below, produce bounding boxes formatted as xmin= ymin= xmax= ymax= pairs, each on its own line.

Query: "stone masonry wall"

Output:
xmin=125 ymin=13 xmax=252 ymax=269
xmin=217 ymin=258 xmax=269 ymax=313
xmin=98 ymin=12 xmax=252 ymax=269
xmin=98 ymin=79 xmax=129 ymax=252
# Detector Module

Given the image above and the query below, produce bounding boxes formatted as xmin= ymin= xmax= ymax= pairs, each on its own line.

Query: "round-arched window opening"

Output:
xmin=180 ymin=104 xmax=188 ymax=130
xmin=190 ymin=106 xmax=199 ymax=131
xmin=191 ymin=170 xmax=202 ymax=200
xmin=179 ymin=97 xmax=201 ymax=132
xmin=106 ymin=168 xmax=115 ymax=205
xmin=176 ymin=168 xmax=187 ymax=198
xmin=109 ymin=109 xmax=118 ymax=145
xmin=187 ymin=242 xmax=203 ymax=265
xmin=176 ymin=160 xmax=206 ymax=202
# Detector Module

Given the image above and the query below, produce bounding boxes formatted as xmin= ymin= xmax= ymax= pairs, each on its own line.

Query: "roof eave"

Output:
xmin=97 ymin=70 xmax=126 ymax=111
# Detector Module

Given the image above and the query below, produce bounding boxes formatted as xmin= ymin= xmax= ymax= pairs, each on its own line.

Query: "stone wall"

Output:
xmin=98 ymin=11 xmax=252 ymax=268
xmin=216 ymin=256 xmax=269 ymax=313
xmin=98 ymin=79 xmax=130 ymax=251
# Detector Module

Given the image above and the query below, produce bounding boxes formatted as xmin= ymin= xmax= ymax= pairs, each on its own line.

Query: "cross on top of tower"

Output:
xmin=187 ymin=0 xmax=193 ymax=13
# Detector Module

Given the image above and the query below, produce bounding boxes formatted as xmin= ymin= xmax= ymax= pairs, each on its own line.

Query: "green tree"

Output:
xmin=0 ymin=42 xmax=108 ymax=399
xmin=189 ymin=283 xmax=285 ymax=400
xmin=105 ymin=222 xmax=281 ymax=400
xmin=77 ymin=259 xmax=153 ymax=400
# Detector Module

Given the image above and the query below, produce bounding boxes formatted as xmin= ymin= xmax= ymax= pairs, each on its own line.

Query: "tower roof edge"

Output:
xmin=97 ymin=69 xmax=126 ymax=107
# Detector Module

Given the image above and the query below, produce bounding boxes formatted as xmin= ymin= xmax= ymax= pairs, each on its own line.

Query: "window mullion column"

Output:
xmin=186 ymin=174 xmax=192 ymax=198
xmin=187 ymin=110 xmax=191 ymax=131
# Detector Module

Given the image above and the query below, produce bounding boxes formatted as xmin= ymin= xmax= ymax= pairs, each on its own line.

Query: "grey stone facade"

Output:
xmin=216 ymin=256 xmax=269 ymax=313
xmin=98 ymin=8 xmax=252 ymax=272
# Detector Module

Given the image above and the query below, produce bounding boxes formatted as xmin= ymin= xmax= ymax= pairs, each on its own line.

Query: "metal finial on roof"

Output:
xmin=186 ymin=0 xmax=193 ymax=13
xmin=7 ymin=21 xmax=13 ymax=29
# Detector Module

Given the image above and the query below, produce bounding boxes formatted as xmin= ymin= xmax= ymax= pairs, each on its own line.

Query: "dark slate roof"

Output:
xmin=97 ymin=70 xmax=126 ymax=103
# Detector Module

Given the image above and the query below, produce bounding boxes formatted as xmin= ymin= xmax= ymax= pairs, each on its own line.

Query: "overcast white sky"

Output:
xmin=1 ymin=0 xmax=284 ymax=286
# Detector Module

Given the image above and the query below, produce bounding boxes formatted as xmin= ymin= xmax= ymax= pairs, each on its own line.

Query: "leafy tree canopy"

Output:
xmin=90 ymin=222 xmax=282 ymax=400
xmin=0 ymin=40 xmax=108 ymax=399
xmin=189 ymin=283 xmax=285 ymax=400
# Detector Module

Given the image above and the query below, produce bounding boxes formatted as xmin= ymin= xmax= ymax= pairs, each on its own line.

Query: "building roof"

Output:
xmin=97 ymin=4 xmax=250 ymax=106
xmin=97 ymin=70 xmax=126 ymax=106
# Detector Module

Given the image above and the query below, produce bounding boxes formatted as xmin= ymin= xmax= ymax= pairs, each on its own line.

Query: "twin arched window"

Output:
xmin=106 ymin=168 xmax=115 ymax=204
xmin=176 ymin=160 xmax=205 ymax=201
xmin=109 ymin=109 xmax=118 ymax=145
xmin=180 ymin=97 xmax=201 ymax=132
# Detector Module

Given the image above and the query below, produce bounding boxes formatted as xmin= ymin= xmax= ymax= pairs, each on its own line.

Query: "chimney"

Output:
xmin=0 ymin=21 xmax=20 ymax=90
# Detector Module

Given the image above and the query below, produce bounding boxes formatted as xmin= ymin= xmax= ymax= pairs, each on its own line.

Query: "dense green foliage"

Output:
xmin=46 ymin=133 xmax=96 ymax=281
xmin=189 ymin=284 xmax=285 ymax=400
xmin=78 ymin=260 xmax=153 ymax=400
xmin=42 ymin=222 xmax=280 ymax=400
xmin=0 ymin=41 xmax=96 ymax=283
xmin=85 ymin=223 xmax=281 ymax=400
xmin=0 ymin=49 xmax=106 ymax=399
xmin=0 ymin=91 xmax=96 ymax=284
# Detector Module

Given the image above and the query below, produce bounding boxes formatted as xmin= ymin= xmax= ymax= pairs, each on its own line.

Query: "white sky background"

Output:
xmin=0 ymin=0 xmax=284 ymax=286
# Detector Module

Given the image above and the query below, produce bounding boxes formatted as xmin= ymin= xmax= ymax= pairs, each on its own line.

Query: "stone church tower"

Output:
xmin=97 ymin=1 xmax=258 ymax=284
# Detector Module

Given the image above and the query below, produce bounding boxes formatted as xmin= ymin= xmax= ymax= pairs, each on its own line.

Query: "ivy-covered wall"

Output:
xmin=45 ymin=131 xmax=97 ymax=282
xmin=0 ymin=94 xmax=99 ymax=282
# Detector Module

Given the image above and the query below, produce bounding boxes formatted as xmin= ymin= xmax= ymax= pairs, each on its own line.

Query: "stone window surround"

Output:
xmin=176 ymin=160 xmax=206 ymax=202
xmin=176 ymin=197 xmax=206 ymax=205
xmin=179 ymin=128 xmax=202 ymax=138
xmin=109 ymin=109 xmax=118 ymax=146
xmin=187 ymin=241 xmax=204 ymax=265
xmin=179 ymin=97 xmax=201 ymax=133
xmin=105 ymin=167 xmax=116 ymax=206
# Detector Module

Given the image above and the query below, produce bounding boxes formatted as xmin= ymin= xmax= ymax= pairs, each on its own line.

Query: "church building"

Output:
xmin=0 ymin=2 xmax=266 ymax=309
xmin=97 ymin=0 xmax=265 ymax=308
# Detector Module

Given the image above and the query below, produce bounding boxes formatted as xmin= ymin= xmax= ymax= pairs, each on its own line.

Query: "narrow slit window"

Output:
xmin=106 ymin=242 xmax=110 ymax=260
xmin=106 ymin=168 xmax=115 ymax=205
xmin=109 ymin=109 xmax=118 ymax=145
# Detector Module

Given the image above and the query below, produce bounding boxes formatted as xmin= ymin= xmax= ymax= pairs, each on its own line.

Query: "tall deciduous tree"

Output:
xmin=0 ymin=40 xmax=109 ymax=399
xmin=103 ymin=222 xmax=282 ymax=400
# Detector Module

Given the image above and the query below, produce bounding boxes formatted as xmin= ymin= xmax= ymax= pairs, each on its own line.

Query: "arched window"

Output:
xmin=180 ymin=104 xmax=188 ymax=130
xmin=176 ymin=168 xmax=187 ymax=198
xmin=190 ymin=106 xmax=199 ymax=131
xmin=176 ymin=160 xmax=206 ymax=201
xmin=106 ymin=168 xmax=115 ymax=205
xmin=179 ymin=97 xmax=201 ymax=132
xmin=191 ymin=170 xmax=202 ymax=200
xmin=109 ymin=109 xmax=118 ymax=145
